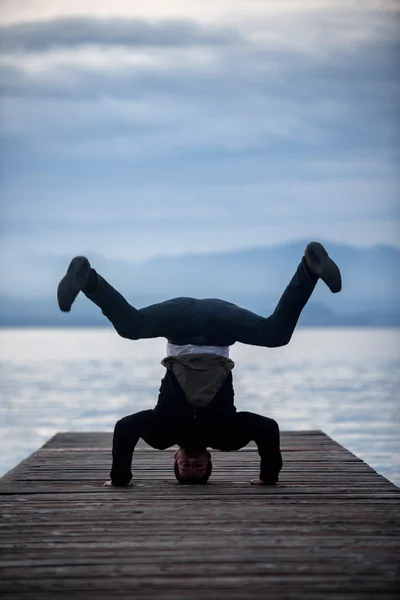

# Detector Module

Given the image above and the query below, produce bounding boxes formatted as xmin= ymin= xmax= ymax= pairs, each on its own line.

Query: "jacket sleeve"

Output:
xmin=110 ymin=410 xmax=153 ymax=486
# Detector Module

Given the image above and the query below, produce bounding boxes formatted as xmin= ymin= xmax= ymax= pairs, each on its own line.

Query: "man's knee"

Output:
xmin=258 ymin=319 xmax=293 ymax=348
xmin=100 ymin=307 xmax=142 ymax=340
xmin=112 ymin=320 xmax=140 ymax=340
xmin=266 ymin=331 xmax=292 ymax=348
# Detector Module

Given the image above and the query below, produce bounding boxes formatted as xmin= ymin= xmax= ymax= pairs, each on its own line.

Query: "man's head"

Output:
xmin=173 ymin=447 xmax=212 ymax=484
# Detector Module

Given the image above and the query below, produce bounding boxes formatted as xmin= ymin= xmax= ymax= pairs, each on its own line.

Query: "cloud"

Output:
xmin=0 ymin=2 xmax=399 ymax=264
xmin=0 ymin=17 xmax=242 ymax=53
xmin=1 ymin=0 xmax=399 ymax=28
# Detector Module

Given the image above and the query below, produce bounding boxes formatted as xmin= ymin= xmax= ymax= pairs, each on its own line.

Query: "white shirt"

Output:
xmin=166 ymin=342 xmax=229 ymax=358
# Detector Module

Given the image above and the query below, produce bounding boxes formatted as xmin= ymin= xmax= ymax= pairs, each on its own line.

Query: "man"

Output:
xmin=57 ymin=241 xmax=341 ymax=487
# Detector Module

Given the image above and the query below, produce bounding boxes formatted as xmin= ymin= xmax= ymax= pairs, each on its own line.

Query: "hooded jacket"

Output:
xmin=155 ymin=354 xmax=236 ymax=421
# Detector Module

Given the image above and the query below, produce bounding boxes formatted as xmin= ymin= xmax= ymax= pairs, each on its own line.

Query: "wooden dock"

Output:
xmin=0 ymin=431 xmax=399 ymax=599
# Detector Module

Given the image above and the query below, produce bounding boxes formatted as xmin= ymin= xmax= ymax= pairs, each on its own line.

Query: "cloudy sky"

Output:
xmin=0 ymin=0 xmax=399 ymax=274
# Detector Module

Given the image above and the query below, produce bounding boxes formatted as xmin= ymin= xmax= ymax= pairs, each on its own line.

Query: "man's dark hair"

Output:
xmin=174 ymin=459 xmax=212 ymax=485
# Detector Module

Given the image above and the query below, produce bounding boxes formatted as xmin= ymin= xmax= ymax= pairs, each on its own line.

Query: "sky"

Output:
xmin=0 ymin=0 xmax=399 ymax=280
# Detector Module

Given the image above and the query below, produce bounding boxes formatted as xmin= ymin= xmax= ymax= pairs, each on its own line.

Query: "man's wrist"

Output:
xmin=259 ymin=473 xmax=279 ymax=485
xmin=103 ymin=479 xmax=132 ymax=487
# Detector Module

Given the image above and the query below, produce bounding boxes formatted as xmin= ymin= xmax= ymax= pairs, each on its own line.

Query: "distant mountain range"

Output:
xmin=0 ymin=241 xmax=399 ymax=327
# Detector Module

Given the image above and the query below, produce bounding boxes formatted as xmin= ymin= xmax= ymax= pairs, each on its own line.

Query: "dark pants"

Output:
xmin=85 ymin=257 xmax=318 ymax=347
xmin=111 ymin=408 xmax=282 ymax=485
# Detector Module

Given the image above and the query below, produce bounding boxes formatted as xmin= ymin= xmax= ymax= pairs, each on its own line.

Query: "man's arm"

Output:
xmin=107 ymin=410 xmax=154 ymax=486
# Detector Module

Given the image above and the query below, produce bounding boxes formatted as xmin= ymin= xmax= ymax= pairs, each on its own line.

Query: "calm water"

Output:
xmin=0 ymin=328 xmax=399 ymax=485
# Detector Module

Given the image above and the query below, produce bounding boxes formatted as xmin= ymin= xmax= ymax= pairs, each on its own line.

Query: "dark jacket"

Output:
xmin=155 ymin=354 xmax=236 ymax=423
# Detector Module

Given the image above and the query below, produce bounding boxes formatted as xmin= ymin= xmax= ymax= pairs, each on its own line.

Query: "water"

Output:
xmin=0 ymin=327 xmax=399 ymax=485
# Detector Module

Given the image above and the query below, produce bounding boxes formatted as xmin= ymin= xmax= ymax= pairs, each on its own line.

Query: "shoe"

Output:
xmin=304 ymin=242 xmax=342 ymax=293
xmin=57 ymin=256 xmax=91 ymax=312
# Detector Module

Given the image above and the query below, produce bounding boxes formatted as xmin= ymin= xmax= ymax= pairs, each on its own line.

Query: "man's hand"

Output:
xmin=250 ymin=478 xmax=278 ymax=486
xmin=103 ymin=480 xmax=132 ymax=487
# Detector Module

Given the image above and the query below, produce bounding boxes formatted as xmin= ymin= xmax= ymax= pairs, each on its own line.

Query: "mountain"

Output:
xmin=0 ymin=241 xmax=399 ymax=326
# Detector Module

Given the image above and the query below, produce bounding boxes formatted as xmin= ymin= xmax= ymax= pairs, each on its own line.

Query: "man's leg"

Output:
xmin=207 ymin=411 xmax=283 ymax=484
xmin=198 ymin=241 xmax=341 ymax=347
xmin=110 ymin=409 xmax=179 ymax=485
xmin=87 ymin=275 xmax=202 ymax=341
xmin=201 ymin=257 xmax=318 ymax=347
xmin=57 ymin=256 xmax=201 ymax=341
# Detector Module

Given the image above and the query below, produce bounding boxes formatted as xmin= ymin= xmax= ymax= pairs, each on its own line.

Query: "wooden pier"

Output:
xmin=0 ymin=431 xmax=399 ymax=599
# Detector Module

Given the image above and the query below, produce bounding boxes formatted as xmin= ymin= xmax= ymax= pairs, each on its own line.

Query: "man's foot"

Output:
xmin=304 ymin=242 xmax=342 ymax=293
xmin=57 ymin=256 xmax=91 ymax=312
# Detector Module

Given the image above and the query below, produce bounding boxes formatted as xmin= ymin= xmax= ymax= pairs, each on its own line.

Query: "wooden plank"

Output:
xmin=0 ymin=431 xmax=399 ymax=599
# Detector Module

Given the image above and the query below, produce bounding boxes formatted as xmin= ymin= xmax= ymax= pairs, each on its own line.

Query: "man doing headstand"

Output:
xmin=57 ymin=242 xmax=342 ymax=487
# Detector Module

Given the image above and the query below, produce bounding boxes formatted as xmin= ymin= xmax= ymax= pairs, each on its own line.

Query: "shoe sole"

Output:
xmin=57 ymin=256 xmax=90 ymax=312
xmin=306 ymin=242 xmax=342 ymax=293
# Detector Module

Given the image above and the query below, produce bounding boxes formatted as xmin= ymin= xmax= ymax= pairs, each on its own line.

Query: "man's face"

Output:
xmin=174 ymin=447 xmax=210 ymax=479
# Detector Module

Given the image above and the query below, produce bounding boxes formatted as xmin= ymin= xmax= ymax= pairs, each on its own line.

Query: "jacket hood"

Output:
xmin=161 ymin=354 xmax=235 ymax=408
